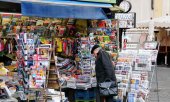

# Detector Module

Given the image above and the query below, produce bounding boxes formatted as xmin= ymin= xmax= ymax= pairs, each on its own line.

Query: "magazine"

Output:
xmin=135 ymin=54 xmax=151 ymax=71
xmin=1 ymin=13 xmax=12 ymax=25
xmin=118 ymin=83 xmax=128 ymax=96
xmin=118 ymin=88 xmax=124 ymax=101
xmin=128 ymin=92 xmax=137 ymax=102
xmin=38 ymin=44 xmax=51 ymax=61
xmin=29 ymin=61 xmax=49 ymax=88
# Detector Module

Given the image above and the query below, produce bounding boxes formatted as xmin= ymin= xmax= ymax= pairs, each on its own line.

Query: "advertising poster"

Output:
xmin=115 ymin=13 xmax=136 ymax=28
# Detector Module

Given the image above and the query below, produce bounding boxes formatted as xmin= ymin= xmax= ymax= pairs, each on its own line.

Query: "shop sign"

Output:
xmin=115 ymin=13 xmax=136 ymax=28
xmin=77 ymin=0 xmax=116 ymax=3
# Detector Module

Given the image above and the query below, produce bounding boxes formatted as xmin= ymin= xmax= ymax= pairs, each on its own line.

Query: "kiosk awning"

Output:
xmin=21 ymin=0 xmax=114 ymax=19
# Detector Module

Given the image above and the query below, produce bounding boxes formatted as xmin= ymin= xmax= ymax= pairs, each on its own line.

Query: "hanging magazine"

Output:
xmin=29 ymin=61 xmax=49 ymax=88
xmin=38 ymin=44 xmax=51 ymax=61
xmin=1 ymin=13 xmax=12 ymax=25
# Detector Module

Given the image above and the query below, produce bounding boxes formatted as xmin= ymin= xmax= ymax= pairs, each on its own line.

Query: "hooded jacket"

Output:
xmin=95 ymin=49 xmax=116 ymax=83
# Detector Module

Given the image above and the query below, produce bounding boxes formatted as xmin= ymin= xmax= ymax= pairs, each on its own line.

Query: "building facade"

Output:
xmin=127 ymin=0 xmax=170 ymax=22
xmin=126 ymin=0 xmax=170 ymax=65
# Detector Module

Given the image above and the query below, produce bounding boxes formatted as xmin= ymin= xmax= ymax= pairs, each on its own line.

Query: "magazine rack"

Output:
xmin=16 ymin=33 xmax=52 ymax=101
xmin=119 ymin=29 xmax=159 ymax=102
xmin=144 ymin=41 xmax=160 ymax=102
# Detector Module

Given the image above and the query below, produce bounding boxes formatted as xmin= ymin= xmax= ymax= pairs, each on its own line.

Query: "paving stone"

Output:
xmin=148 ymin=67 xmax=170 ymax=102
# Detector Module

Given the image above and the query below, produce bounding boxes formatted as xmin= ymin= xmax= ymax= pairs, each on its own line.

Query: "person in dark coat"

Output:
xmin=91 ymin=44 xmax=117 ymax=102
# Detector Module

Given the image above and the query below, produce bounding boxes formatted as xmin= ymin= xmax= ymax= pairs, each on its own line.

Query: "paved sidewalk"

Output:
xmin=148 ymin=66 xmax=170 ymax=102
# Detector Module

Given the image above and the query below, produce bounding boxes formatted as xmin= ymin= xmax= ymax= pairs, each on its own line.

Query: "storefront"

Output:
xmin=0 ymin=0 xmax=121 ymax=101
xmin=0 ymin=0 xmax=158 ymax=102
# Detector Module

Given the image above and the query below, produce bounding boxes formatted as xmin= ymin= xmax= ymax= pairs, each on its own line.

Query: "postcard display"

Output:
xmin=116 ymin=43 xmax=158 ymax=101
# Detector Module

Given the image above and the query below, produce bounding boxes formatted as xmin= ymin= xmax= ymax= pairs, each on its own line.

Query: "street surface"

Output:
xmin=148 ymin=66 xmax=170 ymax=102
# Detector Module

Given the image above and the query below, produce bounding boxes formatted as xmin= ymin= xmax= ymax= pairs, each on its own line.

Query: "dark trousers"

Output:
xmin=96 ymin=87 xmax=116 ymax=102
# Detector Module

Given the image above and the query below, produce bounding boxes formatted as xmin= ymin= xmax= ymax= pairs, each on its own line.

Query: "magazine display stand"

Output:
xmin=53 ymin=19 xmax=119 ymax=90
xmin=88 ymin=19 xmax=119 ymax=62
xmin=142 ymin=41 xmax=160 ymax=102
xmin=117 ymin=28 xmax=159 ymax=102
xmin=16 ymin=33 xmax=52 ymax=101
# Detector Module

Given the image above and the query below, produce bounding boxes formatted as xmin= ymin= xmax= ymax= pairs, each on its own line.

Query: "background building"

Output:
xmin=127 ymin=0 xmax=170 ymax=22
xmin=126 ymin=0 xmax=170 ymax=65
